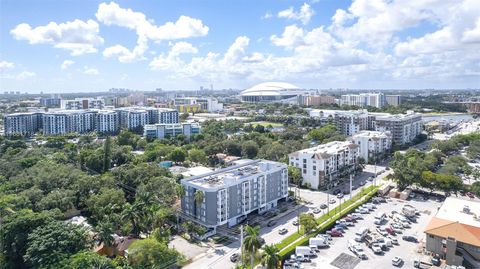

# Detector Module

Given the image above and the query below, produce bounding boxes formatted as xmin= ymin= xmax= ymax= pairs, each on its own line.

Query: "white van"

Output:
xmin=309 ymin=237 xmax=328 ymax=248
xmin=355 ymin=227 xmax=369 ymax=242
xmin=295 ymin=246 xmax=315 ymax=257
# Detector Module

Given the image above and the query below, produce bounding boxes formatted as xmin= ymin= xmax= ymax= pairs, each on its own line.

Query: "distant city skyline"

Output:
xmin=1 ymin=0 xmax=479 ymax=93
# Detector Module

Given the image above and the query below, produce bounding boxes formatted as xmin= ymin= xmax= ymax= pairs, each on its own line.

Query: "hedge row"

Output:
xmin=278 ymin=186 xmax=379 ymax=259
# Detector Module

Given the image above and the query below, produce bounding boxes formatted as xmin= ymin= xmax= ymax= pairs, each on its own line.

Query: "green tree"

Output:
xmin=65 ymin=251 xmax=115 ymax=269
xmin=121 ymin=202 xmax=143 ymax=237
xmin=299 ymin=213 xmax=316 ymax=234
xmin=103 ymin=136 xmax=112 ymax=172
xmin=261 ymin=244 xmax=281 ymax=269
xmin=241 ymin=141 xmax=259 ymax=159
xmin=95 ymin=221 xmax=115 ymax=248
xmin=167 ymin=148 xmax=186 ymax=163
xmin=188 ymin=148 xmax=207 ymax=164
xmin=288 ymin=166 xmax=302 ymax=186
xmin=127 ymin=238 xmax=181 ymax=269
xmin=243 ymin=225 xmax=262 ymax=269
xmin=1 ymin=210 xmax=59 ymax=269
xmin=24 ymin=220 xmax=93 ymax=268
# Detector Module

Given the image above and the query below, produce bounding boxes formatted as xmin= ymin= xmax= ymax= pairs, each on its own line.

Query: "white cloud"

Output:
xmin=10 ymin=19 xmax=103 ymax=55
xmin=0 ymin=61 xmax=15 ymax=72
xmin=149 ymin=42 xmax=198 ymax=70
xmin=61 ymin=60 xmax=75 ymax=70
xmin=270 ymin=25 xmax=306 ymax=49
xmin=83 ymin=66 xmax=99 ymax=75
xmin=262 ymin=12 xmax=273 ymax=20
xmin=17 ymin=71 xmax=36 ymax=80
xmin=278 ymin=3 xmax=314 ymax=25
xmin=462 ymin=18 xmax=480 ymax=43
xmin=96 ymin=2 xmax=208 ymax=63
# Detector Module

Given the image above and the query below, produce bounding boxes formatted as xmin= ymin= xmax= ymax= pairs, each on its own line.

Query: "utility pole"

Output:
xmin=374 ymin=150 xmax=377 ymax=186
xmin=350 ymin=174 xmax=353 ymax=200
xmin=240 ymin=224 xmax=244 ymax=258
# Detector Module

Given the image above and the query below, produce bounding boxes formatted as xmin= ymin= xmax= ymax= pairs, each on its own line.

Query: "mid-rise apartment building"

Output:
xmin=61 ymin=98 xmax=105 ymax=110
xmin=341 ymin=93 xmax=385 ymax=108
xmin=373 ymin=111 xmax=423 ymax=145
xmin=425 ymin=197 xmax=480 ymax=268
xmin=181 ymin=160 xmax=288 ymax=231
xmin=298 ymin=95 xmax=336 ymax=106
xmin=349 ymin=131 xmax=392 ymax=163
xmin=3 ymin=112 xmax=43 ymax=136
xmin=39 ymin=97 xmax=61 ymax=107
xmin=385 ymin=95 xmax=402 ymax=106
xmin=289 ymin=141 xmax=360 ymax=189
xmin=42 ymin=110 xmax=96 ymax=135
xmin=144 ymin=123 xmax=201 ymax=139
xmin=96 ymin=110 xmax=119 ymax=134
xmin=174 ymin=97 xmax=223 ymax=113
xmin=146 ymin=107 xmax=179 ymax=124
xmin=334 ymin=110 xmax=372 ymax=136
xmin=116 ymin=108 xmax=148 ymax=131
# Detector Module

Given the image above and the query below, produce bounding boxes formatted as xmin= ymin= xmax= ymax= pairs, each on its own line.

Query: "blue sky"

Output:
xmin=1 ymin=0 xmax=479 ymax=93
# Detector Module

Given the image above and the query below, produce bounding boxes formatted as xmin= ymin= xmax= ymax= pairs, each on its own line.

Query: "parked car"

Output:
xmin=313 ymin=208 xmax=321 ymax=214
xmin=320 ymin=203 xmax=328 ymax=209
xmin=326 ymin=230 xmax=342 ymax=237
xmin=329 ymin=198 xmax=336 ymax=204
xmin=385 ymin=227 xmax=395 ymax=235
xmin=343 ymin=189 xmax=350 ymax=195
xmin=279 ymin=228 xmax=288 ymax=235
xmin=267 ymin=220 xmax=277 ymax=227
xmin=359 ymin=181 xmax=366 ymax=186
xmin=431 ymin=254 xmax=441 ymax=266
xmin=371 ymin=243 xmax=383 ymax=254
xmin=367 ymin=177 xmax=373 ymax=182
xmin=467 ymin=192 xmax=475 ymax=199
xmin=392 ymin=256 xmax=403 ymax=267
xmin=337 ymin=193 xmax=344 ymax=199
xmin=333 ymin=189 xmax=342 ymax=195
xmin=402 ymin=235 xmax=418 ymax=242
xmin=388 ymin=235 xmax=399 ymax=245
xmin=230 ymin=253 xmax=240 ymax=262
xmin=292 ymin=219 xmax=299 ymax=226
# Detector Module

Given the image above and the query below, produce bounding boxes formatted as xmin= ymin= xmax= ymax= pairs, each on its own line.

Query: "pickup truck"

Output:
xmin=413 ymin=259 xmax=432 ymax=268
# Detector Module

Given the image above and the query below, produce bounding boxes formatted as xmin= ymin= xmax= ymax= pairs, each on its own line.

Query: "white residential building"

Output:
xmin=144 ymin=123 xmax=201 ymax=139
xmin=349 ymin=131 xmax=392 ymax=163
xmin=373 ymin=111 xmax=423 ymax=145
xmin=174 ymin=97 xmax=223 ymax=113
xmin=61 ymin=98 xmax=105 ymax=110
xmin=116 ymin=108 xmax=149 ymax=131
xmin=341 ymin=93 xmax=385 ymax=108
xmin=181 ymin=160 xmax=288 ymax=231
xmin=96 ymin=110 xmax=118 ymax=134
xmin=3 ymin=112 xmax=43 ymax=136
xmin=289 ymin=141 xmax=360 ymax=189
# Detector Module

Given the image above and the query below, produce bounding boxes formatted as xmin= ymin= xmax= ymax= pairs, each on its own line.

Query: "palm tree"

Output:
xmin=243 ymin=225 xmax=262 ymax=269
xmin=194 ymin=190 xmax=205 ymax=218
xmin=95 ymin=221 xmax=115 ymax=248
xmin=261 ymin=244 xmax=281 ymax=269
xmin=121 ymin=203 xmax=143 ymax=237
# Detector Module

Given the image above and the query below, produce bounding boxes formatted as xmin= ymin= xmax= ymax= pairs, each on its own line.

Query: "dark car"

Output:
xmin=402 ymin=235 xmax=417 ymax=242
xmin=320 ymin=203 xmax=328 ymax=209
xmin=267 ymin=220 xmax=277 ymax=227
xmin=343 ymin=189 xmax=350 ymax=195
xmin=333 ymin=189 xmax=342 ymax=195
xmin=431 ymin=254 xmax=441 ymax=266
xmin=326 ymin=230 xmax=342 ymax=237
xmin=230 ymin=253 xmax=240 ymax=262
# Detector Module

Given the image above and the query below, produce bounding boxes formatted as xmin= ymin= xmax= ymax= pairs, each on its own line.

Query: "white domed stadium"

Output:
xmin=240 ymin=82 xmax=312 ymax=103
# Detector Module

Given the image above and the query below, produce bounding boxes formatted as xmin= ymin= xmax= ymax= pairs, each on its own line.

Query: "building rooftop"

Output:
xmin=434 ymin=197 xmax=480 ymax=228
xmin=182 ymin=159 xmax=285 ymax=190
xmin=290 ymin=141 xmax=358 ymax=158
xmin=350 ymin=130 xmax=391 ymax=139
xmin=375 ymin=111 xmax=421 ymax=121
xmin=425 ymin=217 xmax=480 ymax=247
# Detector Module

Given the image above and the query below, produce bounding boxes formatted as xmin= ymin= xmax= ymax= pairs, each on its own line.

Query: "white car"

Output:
xmin=329 ymin=198 xmax=336 ymax=204
xmin=392 ymin=256 xmax=402 ymax=266
xmin=371 ymin=243 xmax=383 ymax=254
xmin=387 ymin=235 xmax=399 ymax=245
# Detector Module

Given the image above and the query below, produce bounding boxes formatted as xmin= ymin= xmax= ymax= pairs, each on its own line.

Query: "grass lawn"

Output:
xmin=246 ymin=121 xmax=283 ymax=128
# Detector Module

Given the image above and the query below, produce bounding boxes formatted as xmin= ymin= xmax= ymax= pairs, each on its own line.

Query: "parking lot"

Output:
xmin=298 ymin=196 xmax=443 ymax=269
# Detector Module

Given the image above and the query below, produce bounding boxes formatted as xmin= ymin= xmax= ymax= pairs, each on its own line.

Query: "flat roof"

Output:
xmin=182 ymin=159 xmax=285 ymax=190
xmin=435 ymin=197 xmax=480 ymax=228
xmin=291 ymin=141 xmax=358 ymax=156
xmin=350 ymin=130 xmax=391 ymax=139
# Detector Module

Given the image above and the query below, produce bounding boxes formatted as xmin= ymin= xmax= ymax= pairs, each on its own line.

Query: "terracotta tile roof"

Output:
xmin=425 ymin=217 xmax=480 ymax=247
